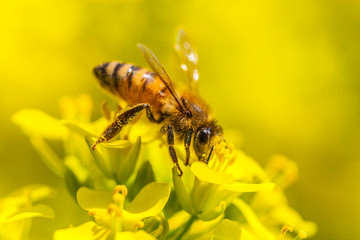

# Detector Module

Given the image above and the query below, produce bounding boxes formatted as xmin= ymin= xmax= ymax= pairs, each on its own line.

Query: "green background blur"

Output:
xmin=1 ymin=0 xmax=359 ymax=239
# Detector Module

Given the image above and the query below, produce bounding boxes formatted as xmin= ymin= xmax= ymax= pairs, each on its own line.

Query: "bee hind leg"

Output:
xmin=92 ymin=103 xmax=160 ymax=150
xmin=161 ymin=124 xmax=183 ymax=177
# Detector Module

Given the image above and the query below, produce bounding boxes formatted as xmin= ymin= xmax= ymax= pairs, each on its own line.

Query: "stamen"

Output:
xmin=281 ymin=224 xmax=294 ymax=236
xmin=134 ymin=220 xmax=145 ymax=230
xmin=113 ymin=185 xmax=128 ymax=198
xmin=223 ymin=155 xmax=236 ymax=172
xmin=112 ymin=193 xmax=125 ymax=204
xmin=298 ymin=230 xmax=307 ymax=239
xmin=208 ymin=154 xmax=217 ymax=169
xmin=108 ymin=203 xmax=122 ymax=217
xmin=88 ymin=210 xmax=97 ymax=217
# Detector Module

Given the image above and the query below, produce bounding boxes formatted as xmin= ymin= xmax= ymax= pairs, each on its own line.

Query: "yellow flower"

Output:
xmin=0 ymin=185 xmax=55 ymax=240
xmin=226 ymin=155 xmax=317 ymax=240
xmin=54 ymin=183 xmax=170 ymax=240
xmin=173 ymin=140 xmax=274 ymax=218
xmin=169 ymin=140 xmax=275 ymax=239
xmin=12 ymin=95 xmax=146 ymax=198
xmin=248 ymin=155 xmax=317 ymax=239
xmin=12 ymin=95 xmax=317 ymax=239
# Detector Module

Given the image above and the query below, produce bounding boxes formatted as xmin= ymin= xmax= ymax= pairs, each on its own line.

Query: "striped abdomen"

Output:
xmin=93 ymin=61 xmax=171 ymax=114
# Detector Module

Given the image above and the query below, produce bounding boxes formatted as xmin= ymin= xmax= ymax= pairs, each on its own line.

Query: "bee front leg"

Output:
xmin=92 ymin=103 xmax=151 ymax=150
xmin=184 ymin=130 xmax=193 ymax=166
xmin=161 ymin=124 xmax=183 ymax=177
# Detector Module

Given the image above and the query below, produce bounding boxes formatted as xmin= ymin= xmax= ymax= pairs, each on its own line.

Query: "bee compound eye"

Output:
xmin=198 ymin=128 xmax=211 ymax=145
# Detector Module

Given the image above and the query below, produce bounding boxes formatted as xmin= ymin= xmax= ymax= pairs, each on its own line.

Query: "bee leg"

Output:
xmin=184 ymin=130 xmax=193 ymax=166
xmin=144 ymin=104 xmax=164 ymax=123
xmin=161 ymin=124 xmax=183 ymax=177
xmin=92 ymin=103 xmax=151 ymax=150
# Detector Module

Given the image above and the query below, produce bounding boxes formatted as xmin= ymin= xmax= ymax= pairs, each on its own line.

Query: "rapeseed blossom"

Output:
xmin=12 ymin=95 xmax=316 ymax=239
xmin=54 ymin=183 xmax=170 ymax=240
xmin=0 ymin=185 xmax=55 ymax=240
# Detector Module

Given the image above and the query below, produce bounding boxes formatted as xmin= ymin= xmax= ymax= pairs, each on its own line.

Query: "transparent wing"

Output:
xmin=174 ymin=29 xmax=199 ymax=93
xmin=137 ymin=43 xmax=187 ymax=112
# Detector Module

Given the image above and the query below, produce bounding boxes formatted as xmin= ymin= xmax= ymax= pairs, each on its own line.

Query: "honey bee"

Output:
xmin=92 ymin=29 xmax=223 ymax=176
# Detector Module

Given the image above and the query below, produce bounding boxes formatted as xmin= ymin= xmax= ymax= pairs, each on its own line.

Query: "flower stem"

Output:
xmin=174 ymin=215 xmax=196 ymax=240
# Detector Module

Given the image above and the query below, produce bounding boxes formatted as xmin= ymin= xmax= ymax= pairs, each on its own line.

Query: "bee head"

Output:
xmin=194 ymin=121 xmax=223 ymax=161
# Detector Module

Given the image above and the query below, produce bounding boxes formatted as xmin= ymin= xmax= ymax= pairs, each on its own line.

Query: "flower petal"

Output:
xmin=61 ymin=120 xmax=96 ymax=137
xmin=64 ymin=168 xmax=82 ymax=200
xmin=182 ymin=212 xmax=224 ymax=240
xmin=85 ymin=136 xmax=137 ymax=181
xmin=142 ymin=141 xmax=173 ymax=183
xmin=64 ymin=156 xmax=90 ymax=199
xmin=53 ymin=221 xmax=110 ymax=240
xmin=266 ymin=155 xmax=299 ymax=189
xmin=5 ymin=184 xmax=56 ymax=203
xmin=126 ymin=118 xmax=159 ymax=144
xmin=212 ymin=219 xmax=242 ymax=240
xmin=222 ymin=182 xmax=275 ymax=193
xmin=115 ymin=230 xmax=157 ymax=240
xmin=232 ymin=199 xmax=275 ymax=240
xmin=191 ymin=162 xmax=234 ymax=184
xmin=127 ymin=161 xmax=155 ymax=201
xmin=197 ymin=201 xmax=226 ymax=221
xmin=102 ymin=140 xmax=132 ymax=148
xmin=114 ymin=137 xmax=141 ymax=183
xmin=12 ymin=109 xmax=68 ymax=139
xmin=29 ymin=137 xmax=64 ymax=177
xmin=126 ymin=182 xmax=170 ymax=219
xmin=85 ymin=136 xmax=114 ymax=178
xmin=172 ymin=167 xmax=195 ymax=215
xmin=229 ymin=150 xmax=268 ymax=181
xmin=76 ymin=187 xmax=113 ymax=211
xmin=1 ymin=204 xmax=54 ymax=222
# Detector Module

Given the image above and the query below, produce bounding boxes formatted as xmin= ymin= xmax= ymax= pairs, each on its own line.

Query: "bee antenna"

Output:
xmin=206 ymin=145 xmax=215 ymax=164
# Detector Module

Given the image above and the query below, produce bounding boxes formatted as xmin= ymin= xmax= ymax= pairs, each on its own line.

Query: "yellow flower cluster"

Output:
xmin=8 ymin=95 xmax=316 ymax=240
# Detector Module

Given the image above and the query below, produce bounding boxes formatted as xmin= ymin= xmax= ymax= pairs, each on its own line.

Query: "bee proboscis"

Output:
xmin=92 ymin=29 xmax=223 ymax=176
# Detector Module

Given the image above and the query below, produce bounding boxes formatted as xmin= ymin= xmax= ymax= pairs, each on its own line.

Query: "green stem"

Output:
xmin=175 ymin=215 xmax=197 ymax=240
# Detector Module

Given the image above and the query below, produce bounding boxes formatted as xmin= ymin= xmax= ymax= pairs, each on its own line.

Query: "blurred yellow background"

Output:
xmin=1 ymin=0 xmax=359 ymax=239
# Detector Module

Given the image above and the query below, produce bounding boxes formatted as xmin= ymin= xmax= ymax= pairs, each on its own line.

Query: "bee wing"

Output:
xmin=137 ymin=43 xmax=187 ymax=112
xmin=174 ymin=29 xmax=199 ymax=93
